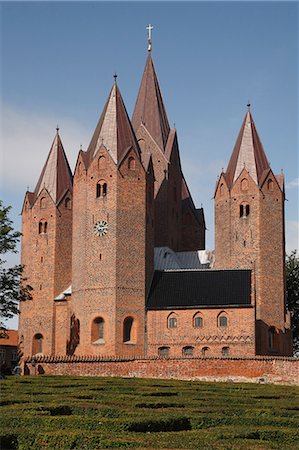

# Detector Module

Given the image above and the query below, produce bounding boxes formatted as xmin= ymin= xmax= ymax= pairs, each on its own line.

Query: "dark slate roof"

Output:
xmin=147 ymin=269 xmax=252 ymax=309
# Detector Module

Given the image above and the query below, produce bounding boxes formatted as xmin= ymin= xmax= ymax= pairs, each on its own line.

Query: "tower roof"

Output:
xmin=86 ymin=81 xmax=140 ymax=165
xmin=132 ymin=53 xmax=170 ymax=151
xmin=225 ymin=110 xmax=270 ymax=187
xmin=34 ymin=130 xmax=73 ymax=204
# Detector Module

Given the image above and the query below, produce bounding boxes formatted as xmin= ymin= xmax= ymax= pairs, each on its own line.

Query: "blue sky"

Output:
xmin=1 ymin=1 xmax=298 ymax=327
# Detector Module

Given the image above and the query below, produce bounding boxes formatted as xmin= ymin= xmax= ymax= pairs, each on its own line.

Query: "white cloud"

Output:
xmin=1 ymin=104 xmax=91 ymax=194
xmin=286 ymin=220 xmax=299 ymax=254
xmin=286 ymin=178 xmax=299 ymax=190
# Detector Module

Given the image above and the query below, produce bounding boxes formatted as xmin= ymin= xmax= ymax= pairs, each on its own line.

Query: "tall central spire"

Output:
xmin=132 ymin=53 xmax=170 ymax=151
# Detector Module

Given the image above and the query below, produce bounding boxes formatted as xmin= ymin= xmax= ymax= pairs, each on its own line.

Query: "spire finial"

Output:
xmin=146 ymin=23 xmax=153 ymax=52
xmin=80 ymin=144 xmax=82 ymax=151
xmin=247 ymin=100 xmax=251 ymax=111
xmin=56 ymin=124 xmax=59 ymax=134
xmin=113 ymin=72 xmax=117 ymax=84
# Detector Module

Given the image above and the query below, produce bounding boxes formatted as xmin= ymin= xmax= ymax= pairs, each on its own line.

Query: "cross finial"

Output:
xmin=80 ymin=144 xmax=82 ymax=151
xmin=113 ymin=72 xmax=117 ymax=83
xmin=247 ymin=100 xmax=251 ymax=111
xmin=56 ymin=124 xmax=59 ymax=133
xmin=146 ymin=24 xmax=153 ymax=52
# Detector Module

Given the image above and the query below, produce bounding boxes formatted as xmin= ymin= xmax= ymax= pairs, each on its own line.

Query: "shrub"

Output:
xmin=125 ymin=416 xmax=191 ymax=433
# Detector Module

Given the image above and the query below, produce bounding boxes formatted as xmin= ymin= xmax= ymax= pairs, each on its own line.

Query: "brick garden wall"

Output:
xmin=24 ymin=355 xmax=299 ymax=385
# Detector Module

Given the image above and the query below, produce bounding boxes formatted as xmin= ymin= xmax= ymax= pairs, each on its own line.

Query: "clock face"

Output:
xmin=94 ymin=220 xmax=108 ymax=237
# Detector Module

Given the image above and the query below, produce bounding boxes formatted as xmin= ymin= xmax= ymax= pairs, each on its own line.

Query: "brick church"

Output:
xmin=19 ymin=33 xmax=292 ymax=360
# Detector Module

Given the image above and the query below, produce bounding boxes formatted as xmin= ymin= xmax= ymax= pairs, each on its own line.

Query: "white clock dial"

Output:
xmin=94 ymin=220 xmax=108 ymax=237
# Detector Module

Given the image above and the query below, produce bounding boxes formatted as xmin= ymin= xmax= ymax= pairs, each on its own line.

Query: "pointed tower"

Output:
xmin=71 ymin=79 xmax=154 ymax=357
xmin=19 ymin=129 xmax=73 ymax=357
xmin=214 ymin=107 xmax=292 ymax=355
xmin=132 ymin=31 xmax=205 ymax=251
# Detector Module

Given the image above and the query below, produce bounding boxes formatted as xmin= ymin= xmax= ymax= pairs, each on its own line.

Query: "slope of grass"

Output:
xmin=0 ymin=376 xmax=298 ymax=449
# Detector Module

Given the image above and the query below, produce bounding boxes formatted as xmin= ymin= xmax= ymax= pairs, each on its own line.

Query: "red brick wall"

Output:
xmin=19 ymin=189 xmax=72 ymax=357
xmin=24 ymin=355 xmax=299 ymax=385
xmin=136 ymin=125 xmax=205 ymax=251
xmin=71 ymin=146 xmax=148 ymax=357
xmin=146 ymin=306 xmax=256 ymax=357
xmin=214 ymin=169 xmax=292 ymax=355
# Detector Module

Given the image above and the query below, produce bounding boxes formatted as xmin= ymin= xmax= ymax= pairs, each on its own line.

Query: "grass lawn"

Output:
xmin=0 ymin=376 xmax=298 ymax=449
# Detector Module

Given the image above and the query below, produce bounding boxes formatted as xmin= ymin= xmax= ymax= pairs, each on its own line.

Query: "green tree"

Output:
xmin=286 ymin=250 xmax=299 ymax=353
xmin=0 ymin=201 xmax=32 ymax=330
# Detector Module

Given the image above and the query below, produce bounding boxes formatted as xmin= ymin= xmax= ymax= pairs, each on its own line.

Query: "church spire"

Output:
xmin=225 ymin=107 xmax=270 ymax=187
xmin=132 ymin=52 xmax=170 ymax=152
xmin=86 ymin=80 xmax=140 ymax=165
xmin=34 ymin=129 xmax=73 ymax=204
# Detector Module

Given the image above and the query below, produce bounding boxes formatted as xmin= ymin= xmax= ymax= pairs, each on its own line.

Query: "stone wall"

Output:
xmin=24 ymin=355 xmax=299 ymax=385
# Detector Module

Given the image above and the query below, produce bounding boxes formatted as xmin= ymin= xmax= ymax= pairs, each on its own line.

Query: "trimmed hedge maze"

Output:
xmin=0 ymin=376 xmax=298 ymax=449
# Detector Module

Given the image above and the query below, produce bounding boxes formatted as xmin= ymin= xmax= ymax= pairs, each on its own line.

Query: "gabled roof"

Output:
xmin=225 ymin=110 xmax=270 ymax=188
xmin=132 ymin=53 xmax=170 ymax=151
xmin=147 ymin=269 xmax=252 ymax=309
xmin=0 ymin=330 xmax=18 ymax=347
xmin=34 ymin=130 xmax=73 ymax=205
xmin=85 ymin=82 xmax=141 ymax=167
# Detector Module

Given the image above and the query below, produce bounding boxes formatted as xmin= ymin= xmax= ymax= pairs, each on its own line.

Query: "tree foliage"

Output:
xmin=286 ymin=250 xmax=299 ymax=353
xmin=0 ymin=201 xmax=32 ymax=329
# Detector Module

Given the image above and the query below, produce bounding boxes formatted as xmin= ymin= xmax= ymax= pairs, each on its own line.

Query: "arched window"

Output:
xmin=128 ymin=157 xmax=136 ymax=170
xmin=38 ymin=221 xmax=47 ymax=234
xmin=218 ymin=313 xmax=228 ymax=328
xmin=32 ymin=333 xmax=43 ymax=355
xmin=77 ymin=162 xmax=82 ymax=175
xmin=222 ymin=346 xmax=229 ymax=357
xmin=92 ymin=317 xmax=105 ymax=342
xmin=168 ymin=313 xmax=177 ymax=329
xmin=98 ymin=156 xmax=106 ymax=169
xmin=268 ymin=327 xmax=277 ymax=351
xmin=65 ymin=197 xmax=71 ymax=209
xmin=240 ymin=203 xmax=250 ymax=218
xmin=123 ymin=317 xmax=134 ymax=343
xmin=267 ymin=179 xmax=274 ymax=192
xmin=220 ymin=183 xmax=224 ymax=196
xmin=193 ymin=313 xmax=203 ymax=328
xmin=202 ymin=347 xmax=210 ymax=356
xmin=158 ymin=346 xmax=170 ymax=357
xmin=182 ymin=346 xmax=194 ymax=356
xmin=40 ymin=197 xmax=46 ymax=209
xmin=241 ymin=178 xmax=248 ymax=191
xmin=96 ymin=181 xmax=107 ymax=198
